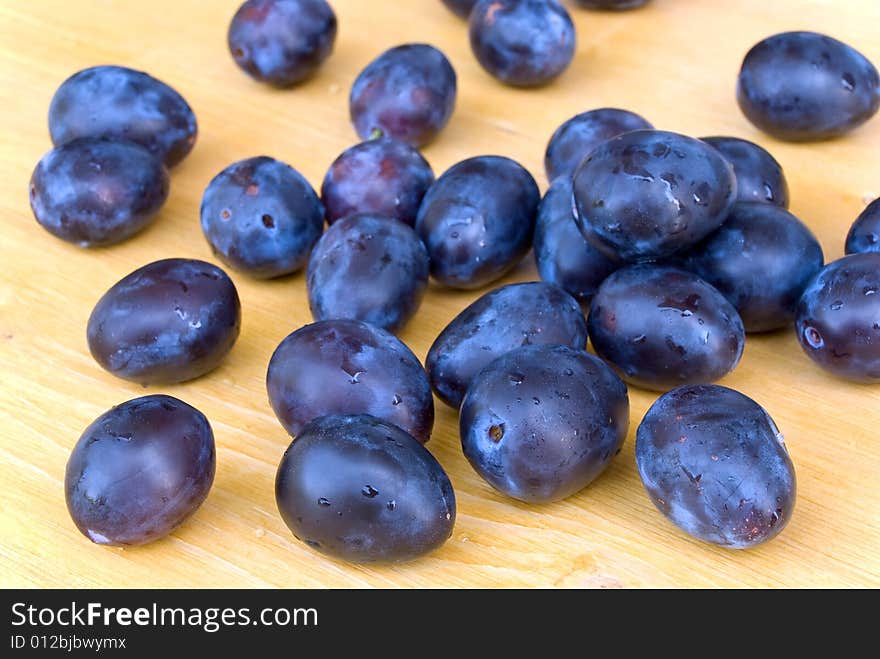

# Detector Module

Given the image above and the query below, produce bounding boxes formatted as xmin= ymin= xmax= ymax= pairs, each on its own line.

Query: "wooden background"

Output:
xmin=1 ymin=0 xmax=878 ymax=588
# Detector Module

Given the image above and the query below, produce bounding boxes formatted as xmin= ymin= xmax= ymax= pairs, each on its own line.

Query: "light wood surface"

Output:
xmin=1 ymin=0 xmax=879 ymax=589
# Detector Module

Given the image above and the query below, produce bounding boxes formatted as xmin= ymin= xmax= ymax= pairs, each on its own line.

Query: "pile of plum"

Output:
xmin=33 ymin=1 xmax=880 ymax=564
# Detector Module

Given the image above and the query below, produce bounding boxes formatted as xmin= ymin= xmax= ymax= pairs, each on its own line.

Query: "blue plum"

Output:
xmin=350 ymin=44 xmax=457 ymax=147
xmin=29 ymin=137 xmax=169 ymax=247
xmin=845 ymin=198 xmax=880 ymax=255
xmin=65 ymin=395 xmax=215 ymax=546
xmin=87 ymin=259 xmax=241 ymax=385
xmin=572 ymin=130 xmax=737 ymax=262
xmin=267 ymin=320 xmax=434 ymax=442
xmin=415 ymin=155 xmax=539 ymax=289
xmin=588 ymin=265 xmax=745 ymax=391
xmin=49 ymin=66 xmax=197 ymax=167
xmin=545 ymin=108 xmax=653 ymax=182
xmin=460 ymin=345 xmax=629 ymax=503
xmin=701 ymin=136 xmax=789 ymax=208
xmin=228 ymin=0 xmax=337 ymax=87
xmin=441 ymin=0 xmax=477 ymax=18
xmin=276 ymin=414 xmax=455 ymax=563
xmin=795 ymin=253 xmax=880 ymax=382
xmin=469 ymin=0 xmax=576 ymax=88
xmin=737 ymin=31 xmax=880 ymax=141
xmin=427 ymin=282 xmax=587 ymax=408
xmin=636 ymin=384 xmax=796 ymax=549
xmin=321 ymin=137 xmax=434 ymax=227
xmin=534 ymin=177 xmax=620 ymax=306
xmin=307 ymin=213 xmax=429 ymax=332
xmin=200 ymin=156 xmax=324 ymax=279
xmin=683 ymin=203 xmax=824 ymax=333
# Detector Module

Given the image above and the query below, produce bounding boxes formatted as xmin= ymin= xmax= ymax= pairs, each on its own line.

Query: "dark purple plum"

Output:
xmin=321 ymin=138 xmax=434 ymax=226
xmin=267 ymin=320 xmax=434 ymax=442
xmin=29 ymin=138 xmax=169 ymax=247
xmin=701 ymin=136 xmax=789 ymax=208
xmin=469 ymin=0 xmax=576 ymax=88
xmin=307 ymin=213 xmax=429 ymax=332
xmin=795 ymin=253 xmax=880 ymax=382
xmin=48 ymin=66 xmax=197 ymax=167
xmin=636 ymin=384 xmax=796 ymax=549
xmin=588 ymin=265 xmax=745 ymax=391
xmin=227 ymin=0 xmax=337 ymax=87
xmin=845 ymin=198 xmax=880 ymax=254
xmin=65 ymin=395 xmax=215 ymax=546
xmin=534 ymin=177 xmax=620 ymax=306
xmin=737 ymin=31 xmax=880 ymax=141
xmin=87 ymin=259 xmax=241 ymax=385
xmin=460 ymin=345 xmax=629 ymax=503
xmin=349 ymin=44 xmax=457 ymax=147
xmin=573 ymin=130 xmax=737 ymax=262
xmin=545 ymin=108 xmax=653 ymax=182
xmin=415 ymin=156 xmax=539 ymax=289
xmin=427 ymin=282 xmax=587 ymax=408
xmin=683 ymin=203 xmax=824 ymax=333
xmin=276 ymin=414 xmax=455 ymax=563
xmin=573 ymin=0 xmax=650 ymax=9
xmin=200 ymin=156 xmax=324 ymax=279
xmin=441 ymin=0 xmax=477 ymax=18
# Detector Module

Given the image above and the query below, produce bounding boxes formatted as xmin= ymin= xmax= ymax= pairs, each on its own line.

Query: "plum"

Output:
xmin=267 ymin=319 xmax=434 ymax=442
xmin=427 ymin=282 xmax=587 ymax=408
xmin=228 ymin=0 xmax=337 ymax=87
xmin=307 ymin=213 xmax=429 ymax=332
xmin=588 ymin=265 xmax=745 ymax=391
xmin=534 ymin=177 xmax=620 ymax=306
xmin=321 ymin=138 xmax=434 ymax=227
xmin=65 ymin=395 xmax=215 ymax=546
xmin=200 ymin=156 xmax=324 ymax=279
xmin=572 ymin=130 xmax=737 ymax=262
xmin=737 ymin=31 xmax=880 ymax=141
xmin=415 ymin=155 xmax=539 ymax=289
xmin=469 ymin=0 xmax=576 ymax=87
xmin=636 ymin=384 xmax=796 ymax=548
xmin=276 ymin=414 xmax=454 ymax=563
xmin=683 ymin=202 xmax=824 ymax=332
xmin=29 ymin=137 xmax=169 ymax=247
xmin=349 ymin=44 xmax=456 ymax=147
xmin=795 ymin=253 xmax=880 ymax=382
xmin=87 ymin=259 xmax=241 ymax=385
xmin=48 ymin=65 xmax=197 ymax=167
xmin=460 ymin=345 xmax=629 ymax=503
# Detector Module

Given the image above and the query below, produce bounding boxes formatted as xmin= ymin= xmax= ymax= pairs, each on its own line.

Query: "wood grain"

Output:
xmin=1 ymin=0 xmax=878 ymax=588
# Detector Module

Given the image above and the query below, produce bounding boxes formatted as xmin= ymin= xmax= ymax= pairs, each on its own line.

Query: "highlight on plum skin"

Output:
xmin=65 ymin=395 xmax=216 ymax=547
